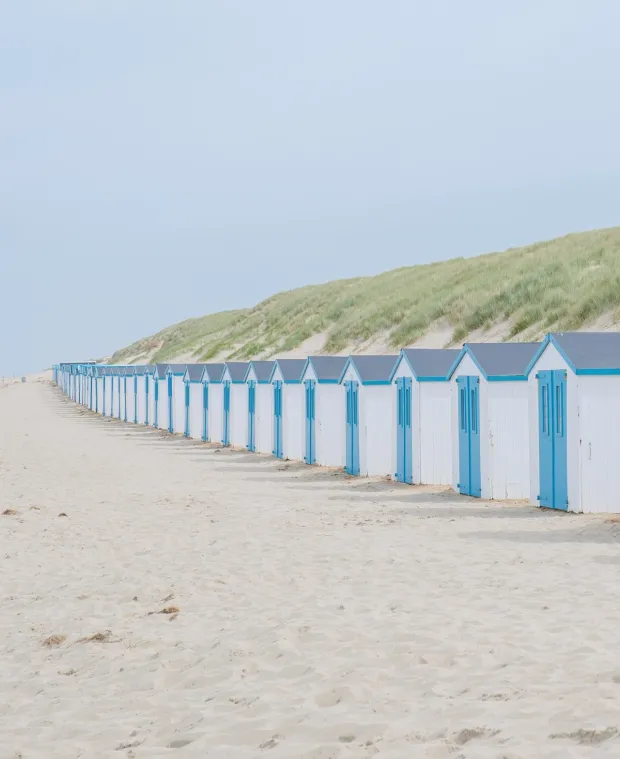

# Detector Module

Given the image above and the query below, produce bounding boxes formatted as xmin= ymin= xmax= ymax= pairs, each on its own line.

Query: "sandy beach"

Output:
xmin=2 ymin=381 xmax=620 ymax=758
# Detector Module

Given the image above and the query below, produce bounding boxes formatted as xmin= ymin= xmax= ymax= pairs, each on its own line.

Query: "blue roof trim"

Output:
xmin=389 ymin=350 xmax=453 ymax=383
xmin=487 ymin=375 xmax=528 ymax=382
xmin=317 ymin=378 xmax=339 ymax=384
xmin=339 ymin=356 xmax=360 ymax=384
xmin=577 ymin=367 xmax=620 ymax=375
xmin=417 ymin=376 xmax=450 ymax=382
xmin=363 ymin=380 xmax=391 ymax=385
xmin=388 ymin=352 xmax=406 ymax=383
xmin=446 ymin=347 xmax=468 ymax=380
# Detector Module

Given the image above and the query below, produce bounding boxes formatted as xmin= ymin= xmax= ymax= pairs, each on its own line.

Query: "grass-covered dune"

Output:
xmin=111 ymin=227 xmax=620 ymax=364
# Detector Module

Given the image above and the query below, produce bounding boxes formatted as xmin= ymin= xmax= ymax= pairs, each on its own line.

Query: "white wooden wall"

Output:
xmin=187 ymin=383 xmax=203 ymax=439
xmin=207 ymin=383 xmax=224 ymax=443
xmin=156 ymin=379 xmax=169 ymax=431
xmin=254 ymin=384 xmax=273 ymax=454
xmin=578 ymin=375 xmax=620 ymax=513
xmin=147 ymin=379 xmax=156 ymax=426
xmin=316 ymin=384 xmax=346 ymax=467
xmin=229 ymin=384 xmax=249 ymax=448
xmin=126 ymin=379 xmax=136 ymax=423
xmin=136 ymin=377 xmax=147 ymax=424
xmin=282 ymin=384 xmax=305 ymax=461
xmin=487 ymin=382 xmax=530 ymax=499
xmin=172 ymin=376 xmax=185 ymax=434
xmin=418 ymin=383 xmax=453 ymax=486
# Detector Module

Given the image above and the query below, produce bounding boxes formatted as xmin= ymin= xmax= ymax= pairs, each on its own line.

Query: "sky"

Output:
xmin=2 ymin=1 xmax=620 ymax=375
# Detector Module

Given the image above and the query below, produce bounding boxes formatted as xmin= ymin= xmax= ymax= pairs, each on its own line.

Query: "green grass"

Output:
xmin=111 ymin=226 xmax=620 ymax=363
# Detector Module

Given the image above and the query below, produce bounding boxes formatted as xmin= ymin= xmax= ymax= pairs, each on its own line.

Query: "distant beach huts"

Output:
xmin=55 ymin=330 xmax=620 ymax=514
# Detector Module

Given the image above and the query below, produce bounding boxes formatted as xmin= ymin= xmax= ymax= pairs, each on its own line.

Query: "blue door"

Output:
xmin=154 ymin=380 xmax=159 ymax=427
xmin=345 ymin=381 xmax=360 ymax=475
xmin=167 ymin=375 xmax=173 ymax=432
xmin=145 ymin=376 xmax=150 ymax=425
xmin=95 ymin=379 xmax=99 ymax=413
xmin=304 ymin=380 xmax=316 ymax=464
xmin=184 ymin=382 xmax=190 ymax=437
xmin=273 ymin=381 xmax=283 ymax=458
xmin=247 ymin=381 xmax=256 ymax=451
xmin=123 ymin=376 xmax=128 ymax=421
xmin=223 ymin=381 xmax=231 ymax=445
xmin=134 ymin=376 xmax=138 ymax=423
xmin=537 ymin=370 xmax=568 ymax=510
xmin=110 ymin=376 xmax=114 ymax=416
xmin=395 ymin=377 xmax=413 ymax=483
xmin=202 ymin=383 xmax=209 ymax=442
xmin=457 ymin=376 xmax=481 ymax=497
xmin=117 ymin=377 xmax=122 ymax=419
xmin=103 ymin=378 xmax=107 ymax=416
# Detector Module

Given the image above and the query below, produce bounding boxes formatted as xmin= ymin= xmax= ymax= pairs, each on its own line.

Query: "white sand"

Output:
xmin=2 ymin=381 xmax=620 ymax=758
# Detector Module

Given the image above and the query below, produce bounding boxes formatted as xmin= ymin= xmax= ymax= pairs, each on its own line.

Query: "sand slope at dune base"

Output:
xmin=2 ymin=382 xmax=620 ymax=758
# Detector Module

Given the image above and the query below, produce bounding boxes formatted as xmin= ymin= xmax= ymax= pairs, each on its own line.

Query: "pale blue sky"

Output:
xmin=2 ymin=1 xmax=620 ymax=375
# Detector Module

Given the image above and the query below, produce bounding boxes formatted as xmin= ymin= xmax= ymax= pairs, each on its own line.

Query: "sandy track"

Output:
xmin=2 ymin=382 xmax=620 ymax=758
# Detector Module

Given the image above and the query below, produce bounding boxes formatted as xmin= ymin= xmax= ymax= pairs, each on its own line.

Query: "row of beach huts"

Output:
xmin=54 ymin=331 xmax=620 ymax=513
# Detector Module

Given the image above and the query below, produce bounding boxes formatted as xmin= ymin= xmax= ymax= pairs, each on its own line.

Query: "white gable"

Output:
xmin=301 ymin=362 xmax=318 ymax=383
xmin=528 ymin=341 xmax=572 ymax=375
xmin=271 ymin=364 xmax=284 ymax=383
xmin=222 ymin=366 xmax=233 ymax=383
xmin=341 ymin=362 xmax=360 ymax=384
xmin=391 ymin=354 xmax=414 ymax=382
xmin=451 ymin=351 xmax=483 ymax=382
xmin=246 ymin=365 xmax=258 ymax=383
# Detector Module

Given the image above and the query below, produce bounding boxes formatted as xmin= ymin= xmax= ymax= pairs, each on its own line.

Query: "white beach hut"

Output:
xmin=202 ymin=363 xmax=226 ymax=444
xmin=299 ymin=356 xmax=348 ymax=467
xmin=184 ymin=364 xmax=206 ymax=439
xmin=245 ymin=361 xmax=276 ymax=454
xmin=339 ymin=355 xmax=398 ymax=476
xmin=152 ymin=364 xmax=170 ymax=431
xmin=166 ymin=364 xmax=188 ymax=435
xmin=93 ymin=366 xmax=105 ymax=414
xmin=448 ymin=342 xmax=540 ymax=500
xmin=389 ymin=348 xmax=460 ymax=485
xmin=269 ymin=359 xmax=306 ymax=461
xmin=527 ymin=332 xmax=620 ymax=514
xmin=222 ymin=362 xmax=250 ymax=448
xmin=102 ymin=367 xmax=112 ymax=417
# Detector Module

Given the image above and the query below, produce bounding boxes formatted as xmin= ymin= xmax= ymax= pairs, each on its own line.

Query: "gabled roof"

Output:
xmin=270 ymin=358 xmax=307 ymax=383
xmin=224 ymin=361 xmax=250 ymax=383
xmin=341 ymin=355 xmax=398 ymax=385
xmin=202 ymin=363 xmax=226 ymax=383
xmin=246 ymin=360 xmax=275 ymax=383
xmin=452 ymin=342 xmax=541 ymax=381
xmin=166 ymin=363 xmax=187 ymax=376
xmin=184 ymin=364 xmax=206 ymax=382
xmin=393 ymin=348 xmax=461 ymax=382
xmin=533 ymin=332 xmax=620 ymax=375
xmin=154 ymin=363 xmax=169 ymax=379
xmin=303 ymin=356 xmax=348 ymax=383
xmin=122 ymin=367 xmax=136 ymax=376
xmin=134 ymin=365 xmax=147 ymax=376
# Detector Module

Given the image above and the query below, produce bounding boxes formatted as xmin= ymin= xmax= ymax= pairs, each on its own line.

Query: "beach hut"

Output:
xmin=245 ymin=361 xmax=276 ymax=453
xmin=183 ymin=364 xmax=206 ymax=439
xmin=222 ymin=362 xmax=250 ymax=448
xmin=92 ymin=366 xmax=104 ymax=414
xmin=270 ymin=359 xmax=309 ymax=461
xmin=166 ymin=364 xmax=188 ymax=434
xmin=389 ymin=348 xmax=460 ymax=485
xmin=449 ymin=342 xmax=540 ymax=500
xmin=527 ymin=332 xmax=620 ymax=513
xmin=299 ymin=356 xmax=348 ymax=467
xmin=202 ymin=363 xmax=226 ymax=443
xmin=152 ymin=364 xmax=170 ymax=430
xmin=339 ymin=355 xmax=399 ymax=476
xmin=142 ymin=365 xmax=155 ymax=426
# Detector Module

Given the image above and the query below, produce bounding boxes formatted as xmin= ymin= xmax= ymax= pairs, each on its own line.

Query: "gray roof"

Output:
xmin=346 ymin=355 xmax=398 ymax=383
xmin=249 ymin=360 xmax=275 ymax=382
xmin=155 ymin=363 xmax=169 ymax=378
xmin=185 ymin=364 xmax=206 ymax=382
xmin=400 ymin=349 xmax=460 ymax=380
xmin=225 ymin=361 xmax=250 ymax=382
xmin=134 ymin=365 xmax=147 ymax=375
xmin=202 ymin=363 xmax=226 ymax=383
xmin=307 ymin=356 xmax=348 ymax=382
xmin=122 ymin=367 xmax=135 ymax=376
xmin=167 ymin=363 xmax=187 ymax=375
xmin=274 ymin=358 xmax=306 ymax=383
xmin=466 ymin=342 xmax=540 ymax=378
xmin=551 ymin=332 xmax=620 ymax=371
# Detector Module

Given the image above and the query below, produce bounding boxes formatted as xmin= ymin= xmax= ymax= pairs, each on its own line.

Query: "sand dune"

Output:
xmin=2 ymin=381 xmax=620 ymax=757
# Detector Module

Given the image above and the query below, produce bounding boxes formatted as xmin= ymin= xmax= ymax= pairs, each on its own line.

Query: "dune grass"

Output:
xmin=111 ymin=227 xmax=620 ymax=363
